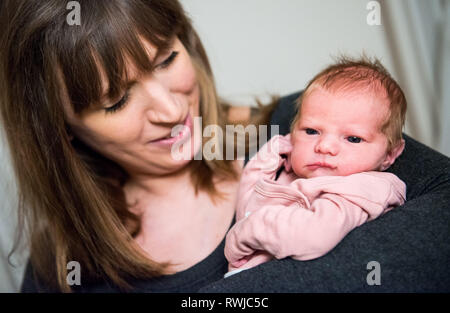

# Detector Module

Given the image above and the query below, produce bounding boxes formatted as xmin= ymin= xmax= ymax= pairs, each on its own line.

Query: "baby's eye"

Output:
xmin=347 ymin=136 xmax=362 ymax=143
xmin=305 ymin=128 xmax=319 ymax=135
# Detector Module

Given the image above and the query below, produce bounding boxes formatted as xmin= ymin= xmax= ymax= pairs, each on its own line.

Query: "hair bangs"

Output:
xmin=56 ymin=0 xmax=183 ymax=114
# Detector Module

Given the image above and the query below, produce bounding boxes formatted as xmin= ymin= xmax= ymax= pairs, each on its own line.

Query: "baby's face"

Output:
xmin=290 ymin=87 xmax=394 ymax=178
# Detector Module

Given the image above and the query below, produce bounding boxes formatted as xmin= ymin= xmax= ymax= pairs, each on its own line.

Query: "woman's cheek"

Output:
xmin=183 ymin=68 xmax=197 ymax=93
xmin=172 ymin=54 xmax=198 ymax=93
xmin=86 ymin=114 xmax=140 ymax=144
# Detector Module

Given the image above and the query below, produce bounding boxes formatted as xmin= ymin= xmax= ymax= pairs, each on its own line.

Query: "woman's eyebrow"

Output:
xmin=152 ymin=45 xmax=172 ymax=63
xmin=99 ymin=39 xmax=176 ymax=101
xmin=152 ymin=36 xmax=177 ymax=61
xmin=101 ymin=79 xmax=138 ymax=102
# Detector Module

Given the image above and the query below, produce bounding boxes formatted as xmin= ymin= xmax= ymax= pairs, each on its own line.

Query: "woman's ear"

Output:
xmin=381 ymin=139 xmax=405 ymax=170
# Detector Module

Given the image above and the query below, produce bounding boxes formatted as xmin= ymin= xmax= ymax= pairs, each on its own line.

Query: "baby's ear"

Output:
xmin=381 ymin=139 xmax=405 ymax=171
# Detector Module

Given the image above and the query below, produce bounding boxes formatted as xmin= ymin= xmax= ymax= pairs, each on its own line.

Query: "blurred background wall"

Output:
xmin=1 ymin=0 xmax=448 ymax=292
xmin=181 ymin=0 xmax=450 ymax=157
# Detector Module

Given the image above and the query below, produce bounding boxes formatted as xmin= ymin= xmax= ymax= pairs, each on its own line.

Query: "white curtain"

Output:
xmin=0 ymin=127 xmax=28 ymax=292
xmin=382 ymin=0 xmax=450 ymax=156
xmin=439 ymin=2 xmax=450 ymax=156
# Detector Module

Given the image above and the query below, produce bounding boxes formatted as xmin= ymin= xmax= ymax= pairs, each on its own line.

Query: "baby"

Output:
xmin=224 ymin=56 xmax=407 ymax=277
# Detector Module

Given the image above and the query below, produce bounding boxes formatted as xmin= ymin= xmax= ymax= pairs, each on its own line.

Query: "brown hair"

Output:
xmin=290 ymin=55 xmax=407 ymax=152
xmin=0 ymin=0 xmax=259 ymax=292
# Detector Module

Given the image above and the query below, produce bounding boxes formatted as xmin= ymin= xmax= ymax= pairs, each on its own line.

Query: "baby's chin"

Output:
xmin=296 ymin=168 xmax=356 ymax=178
xmin=292 ymin=162 xmax=380 ymax=178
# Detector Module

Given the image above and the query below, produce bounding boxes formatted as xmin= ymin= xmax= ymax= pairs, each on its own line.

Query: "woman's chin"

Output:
xmin=161 ymin=146 xmax=202 ymax=175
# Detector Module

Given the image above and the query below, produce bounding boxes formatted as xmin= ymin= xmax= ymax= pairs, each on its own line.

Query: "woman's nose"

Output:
xmin=142 ymin=79 xmax=182 ymax=124
xmin=314 ymin=136 xmax=339 ymax=156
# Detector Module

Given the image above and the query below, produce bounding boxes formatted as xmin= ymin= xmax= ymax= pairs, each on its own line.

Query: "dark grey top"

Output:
xmin=21 ymin=225 xmax=230 ymax=293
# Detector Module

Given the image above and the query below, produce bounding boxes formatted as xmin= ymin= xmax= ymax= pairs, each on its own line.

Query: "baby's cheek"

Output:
xmin=290 ymin=146 xmax=307 ymax=176
xmin=339 ymin=153 xmax=379 ymax=175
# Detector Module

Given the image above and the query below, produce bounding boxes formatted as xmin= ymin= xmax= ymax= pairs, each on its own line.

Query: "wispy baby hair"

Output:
xmin=291 ymin=55 xmax=407 ymax=152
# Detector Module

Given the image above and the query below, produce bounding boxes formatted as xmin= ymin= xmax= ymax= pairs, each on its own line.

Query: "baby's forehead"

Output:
xmin=299 ymin=88 xmax=390 ymax=127
xmin=307 ymin=83 xmax=387 ymax=100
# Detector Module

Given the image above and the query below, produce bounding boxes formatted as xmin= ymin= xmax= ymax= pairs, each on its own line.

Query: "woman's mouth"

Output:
xmin=148 ymin=114 xmax=193 ymax=147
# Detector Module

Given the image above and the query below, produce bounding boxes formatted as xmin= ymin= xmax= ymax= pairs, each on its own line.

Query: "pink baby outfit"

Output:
xmin=224 ymin=134 xmax=406 ymax=273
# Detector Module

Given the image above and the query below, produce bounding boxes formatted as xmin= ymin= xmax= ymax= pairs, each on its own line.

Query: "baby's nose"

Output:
xmin=315 ymin=137 xmax=339 ymax=155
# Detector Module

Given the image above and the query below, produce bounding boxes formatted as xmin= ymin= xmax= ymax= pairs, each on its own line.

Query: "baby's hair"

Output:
xmin=291 ymin=55 xmax=407 ymax=152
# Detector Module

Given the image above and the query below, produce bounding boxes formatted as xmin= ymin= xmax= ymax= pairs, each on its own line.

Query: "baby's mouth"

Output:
xmin=307 ymin=162 xmax=337 ymax=169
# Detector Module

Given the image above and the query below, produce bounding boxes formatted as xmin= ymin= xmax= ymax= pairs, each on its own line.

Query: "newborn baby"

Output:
xmin=224 ymin=56 xmax=407 ymax=277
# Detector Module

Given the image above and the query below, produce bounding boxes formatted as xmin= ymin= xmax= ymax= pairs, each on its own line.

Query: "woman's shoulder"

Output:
xmin=21 ymin=237 xmax=230 ymax=293
xmin=21 ymin=261 xmax=58 ymax=293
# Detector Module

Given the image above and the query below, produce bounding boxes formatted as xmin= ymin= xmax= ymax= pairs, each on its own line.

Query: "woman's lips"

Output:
xmin=148 ymin=114 xmax=192 ymax=147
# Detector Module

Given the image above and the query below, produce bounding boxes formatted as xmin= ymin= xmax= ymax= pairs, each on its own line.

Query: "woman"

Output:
xmin=0 ymin=0 xmax=271 ymax=292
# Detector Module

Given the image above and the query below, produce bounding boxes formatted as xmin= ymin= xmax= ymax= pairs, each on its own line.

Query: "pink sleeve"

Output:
xmin=225 ymin=172 xmax=406 ymax=263
xmin=235 ymin=134 xmax=292 ymax=220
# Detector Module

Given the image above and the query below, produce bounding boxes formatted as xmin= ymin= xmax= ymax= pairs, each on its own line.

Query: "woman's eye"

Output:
xmin=105 ymin=90 xmax=130 ymax=114
xmin=103 ymin=51 xmax=178 ymax=115
xmin=347 ymin=136 xmax=362 ymax=143
xmin=157 ymin=51 xmax=179 ymax=69
xmin=305 ymin=128 xmax=318 ymax=135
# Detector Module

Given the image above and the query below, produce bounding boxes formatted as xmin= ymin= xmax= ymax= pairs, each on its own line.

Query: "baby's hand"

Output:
xmin=267 ymin=134 xmax=293 ymax=156
xmin=232 ymin=254 xmax=253 ymax=267
xmin=228 ymin=252 xmax=274 ymax=272
xmin=228 ymin=255 xmax=251 ymax=272
xmin=278 ymin=134 xmax=293 ymax=153
xmin=253 ymin=135 xmax=293 ymax=172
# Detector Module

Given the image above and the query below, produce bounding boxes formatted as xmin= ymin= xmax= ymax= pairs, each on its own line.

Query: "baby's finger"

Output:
xmin=231 ymin=258 xmax=248 ymax=268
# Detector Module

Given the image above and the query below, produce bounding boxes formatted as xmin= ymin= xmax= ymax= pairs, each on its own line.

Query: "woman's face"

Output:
xmin=64 ymin=37 xmax=201 ymax=176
